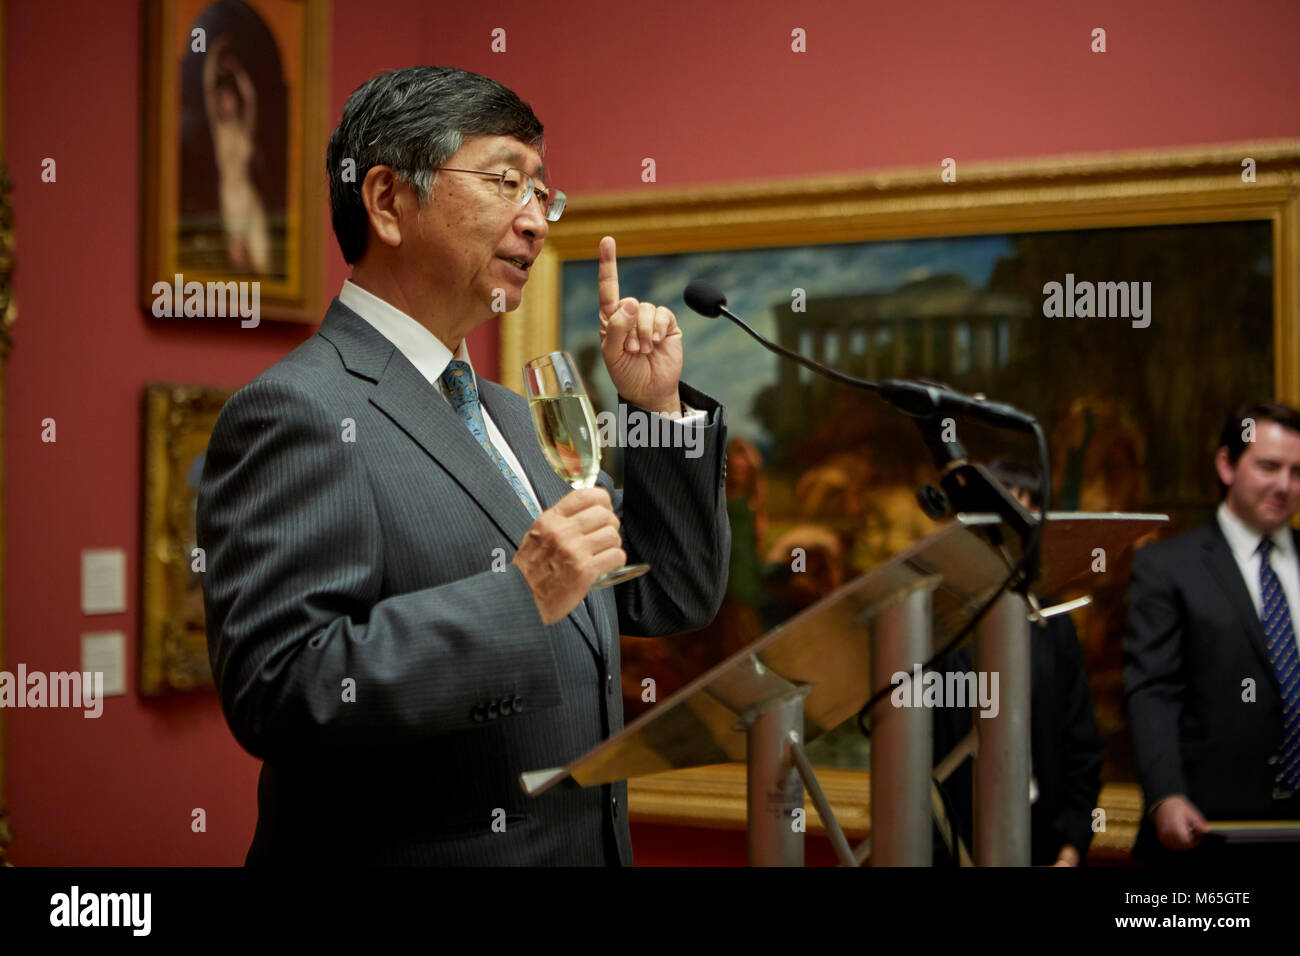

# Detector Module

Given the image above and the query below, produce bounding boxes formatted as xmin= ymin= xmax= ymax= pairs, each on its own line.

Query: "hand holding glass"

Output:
xmin=523 ymin=351 xmax=649 ymax=588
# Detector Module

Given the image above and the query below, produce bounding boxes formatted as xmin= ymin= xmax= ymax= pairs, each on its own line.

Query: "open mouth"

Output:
xmin=502 ymin=256 xmax=531 ymax=271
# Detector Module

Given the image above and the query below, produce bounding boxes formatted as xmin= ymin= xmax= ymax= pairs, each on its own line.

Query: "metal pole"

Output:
xmin=746 ymin=694 xmax=805 ymax=866
xmin=870 ymin=585 xmax=934 ymax=866
xmin=787 ymin=731 xmax=858 ymax=866
xmin=973 ymin=590 xmax=1031 ymax=866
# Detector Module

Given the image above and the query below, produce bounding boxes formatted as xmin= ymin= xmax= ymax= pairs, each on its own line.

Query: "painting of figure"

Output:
xmin=179 ymin=1 xmax=287 ymax=276
xmin=562 ymin=220 xmax=1274 ymax=778
xmin=143 ymin=0 xmax=327 ymax=320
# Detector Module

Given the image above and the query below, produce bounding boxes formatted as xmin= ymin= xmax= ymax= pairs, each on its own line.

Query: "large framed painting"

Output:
xmin=141 ymin=0 xmax=328 ymax=323
xmin=501 ymin=142 xmax=1300 ymax=856
xmin=140 ymin=384 xmax=234 ymax=695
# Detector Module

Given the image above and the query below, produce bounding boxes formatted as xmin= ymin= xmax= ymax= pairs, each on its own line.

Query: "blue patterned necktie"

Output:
xmin=439 ymin=360 xmax=540 ymax=519
xmin=1258 ymin=537 xmax=1300 ymax=790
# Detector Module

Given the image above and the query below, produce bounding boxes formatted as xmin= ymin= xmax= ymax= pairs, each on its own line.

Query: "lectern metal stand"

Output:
xmin=521 ymin=512 xmax=1166 ymax=866
xmin=870 ymin=583 xmax=938 ymax=865
xmin=743 ymin=692 xmax=806 ymax=866
xmin=973 ymin=591 xmax=1031 ymax=866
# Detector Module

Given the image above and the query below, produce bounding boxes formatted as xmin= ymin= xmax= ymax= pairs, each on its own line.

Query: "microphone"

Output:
xmin=682 ymin=278 xmax=1040 ymax=435
xmin=682 ymin=279 xmax=726 ymax=317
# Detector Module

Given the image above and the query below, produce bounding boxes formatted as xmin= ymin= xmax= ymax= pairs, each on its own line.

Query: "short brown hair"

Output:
xmin=1215 ymin=400 xmax=1300 ymax=498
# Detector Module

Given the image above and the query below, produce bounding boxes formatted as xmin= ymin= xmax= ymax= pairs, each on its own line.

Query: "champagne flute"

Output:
xmin=523 ymin=351 xmax=649 ymax=588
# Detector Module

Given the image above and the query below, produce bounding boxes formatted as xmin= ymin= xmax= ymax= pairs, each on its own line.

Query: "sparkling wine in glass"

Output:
xmin=523 ymin=351 xmax=649 ymax=589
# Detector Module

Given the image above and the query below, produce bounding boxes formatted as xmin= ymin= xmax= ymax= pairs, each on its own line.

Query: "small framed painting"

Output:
xmin=141 ymin=0 xmax=328 ymax=323
xmin=140 ymin=383 xmax=233 ymax=695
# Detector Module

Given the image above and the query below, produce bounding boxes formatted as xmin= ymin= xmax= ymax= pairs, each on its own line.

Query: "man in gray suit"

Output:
xmin=197 ymin=66 xmax=730 ymax=865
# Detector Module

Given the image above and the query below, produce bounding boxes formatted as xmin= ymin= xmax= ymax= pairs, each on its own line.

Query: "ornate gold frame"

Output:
xmin=140 ymin=384 xmax=234 ymax=695
xmin=501 ymin=141 xmax=1300 ymax=859
xmin=140 ymin=0 xmax=330 ymax=323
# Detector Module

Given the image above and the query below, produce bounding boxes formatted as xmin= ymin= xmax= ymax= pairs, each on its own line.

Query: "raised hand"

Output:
xmin=597 ymin=236 xmax=683 ymax=417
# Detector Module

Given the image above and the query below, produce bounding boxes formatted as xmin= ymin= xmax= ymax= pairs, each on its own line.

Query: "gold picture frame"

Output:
xmin=140 ymin=0 xmax=329 ymax=323
xmin=0 ymin=0 xmax=13 ymax=866
xmin=502 ymin=141 xmax=1300 ymax=859
xmin=140 ymin=384 xmax=234 ymax=695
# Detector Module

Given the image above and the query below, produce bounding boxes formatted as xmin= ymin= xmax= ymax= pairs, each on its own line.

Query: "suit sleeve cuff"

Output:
xmin=617 ymin=382 xmax=722 ymax=426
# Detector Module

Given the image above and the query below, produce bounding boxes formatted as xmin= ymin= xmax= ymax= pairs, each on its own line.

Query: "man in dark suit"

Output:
xmin=1124 ymin=401 xmax=1300 ymax=863
xmin=196 ymin=66 xmax=730 ymax=865
xmin=933 ymin=460 xmax=1102 ymax=866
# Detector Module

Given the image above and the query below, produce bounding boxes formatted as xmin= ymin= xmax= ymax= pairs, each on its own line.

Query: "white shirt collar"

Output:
xmin=338 ymin=279 xmax=474 ymax=391
xmin=1217 ymin=501 xmax=1293 ymax=562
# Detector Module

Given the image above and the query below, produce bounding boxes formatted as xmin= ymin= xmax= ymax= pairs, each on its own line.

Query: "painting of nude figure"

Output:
xmin=142 ymin=0 xmax=327 ymax=321
xmin=180 ymin=5 xmax=286 ymax=276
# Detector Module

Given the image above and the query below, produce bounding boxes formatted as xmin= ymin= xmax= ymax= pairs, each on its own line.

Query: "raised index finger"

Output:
xmin=597 ymin=236 xmax=620 ymax=319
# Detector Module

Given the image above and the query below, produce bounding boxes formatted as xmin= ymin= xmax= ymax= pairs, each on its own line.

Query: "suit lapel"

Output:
xmin=370 ymin=358 xmax=539 ymax=545
xmin=1201 ymin=522 xmax=1276 ymax=682
xmin=318 ymin=299 xmax=603 ymax=658
xmin=481 ymin=381 xmax=604 ymax=660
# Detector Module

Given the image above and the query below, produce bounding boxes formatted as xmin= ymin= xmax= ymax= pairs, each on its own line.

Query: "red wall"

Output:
xmin=4 ymin=0 xmax=1298 ymax=865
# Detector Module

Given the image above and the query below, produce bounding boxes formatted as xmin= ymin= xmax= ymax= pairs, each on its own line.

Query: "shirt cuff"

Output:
xmin=675 ymin=401 xmax=707 ymax=424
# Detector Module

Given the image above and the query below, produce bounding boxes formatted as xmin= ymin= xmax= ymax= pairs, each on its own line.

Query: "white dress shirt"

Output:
xmin=340 ymin=279 xmax=542 ymax=513
xmin=1217 ymin=501 xmax=1300 ymax=651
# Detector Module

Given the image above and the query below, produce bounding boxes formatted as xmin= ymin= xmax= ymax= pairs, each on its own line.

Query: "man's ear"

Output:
xmin=360 ymin=165 xmax=407 ymax=250
xmin=1214 ymin=446 xmax=1236 ymax=490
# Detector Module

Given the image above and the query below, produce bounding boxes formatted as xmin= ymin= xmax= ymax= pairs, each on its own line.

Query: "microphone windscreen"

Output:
xmin=683 ymin=279 xmax=727 ymax=318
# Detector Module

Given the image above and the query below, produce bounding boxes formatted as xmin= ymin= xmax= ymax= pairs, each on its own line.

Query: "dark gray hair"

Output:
xmin=326 ymin=66 xmax=544 ymax=264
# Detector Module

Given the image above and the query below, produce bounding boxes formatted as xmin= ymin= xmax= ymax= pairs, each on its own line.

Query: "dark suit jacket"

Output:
xmin=1123 ymin=519 xmax=1300 ymax=861
xmin=932 ymin=612 xmax=1102 ymax=865
xmin=197 ymin=298 xmax=731 ymax=865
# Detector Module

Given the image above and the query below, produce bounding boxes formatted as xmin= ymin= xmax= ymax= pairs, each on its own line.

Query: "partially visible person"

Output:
xmin=933 ymin=458 xmax=1102 ymax=866
xmin=1124 ymin=401 xmax=1300 ymax=864
xmin=198 ymin=66 xmax=729 ymax=866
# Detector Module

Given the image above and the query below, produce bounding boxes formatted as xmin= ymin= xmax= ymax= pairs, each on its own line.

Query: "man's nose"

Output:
xmin=516 ymin=196 xmax=549 ymax=240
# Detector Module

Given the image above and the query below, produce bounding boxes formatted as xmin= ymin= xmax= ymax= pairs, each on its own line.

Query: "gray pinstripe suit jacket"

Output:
xmin=197 ymin=297 xmax=730 ymax=865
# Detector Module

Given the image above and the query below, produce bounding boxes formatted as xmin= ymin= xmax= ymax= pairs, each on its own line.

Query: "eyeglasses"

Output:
xmin=433 ymin=167 xmax=566 ymax=222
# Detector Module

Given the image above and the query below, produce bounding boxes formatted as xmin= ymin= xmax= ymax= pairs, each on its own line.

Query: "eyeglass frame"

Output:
xmin=432 ymin=166 xmax=566 ymax=222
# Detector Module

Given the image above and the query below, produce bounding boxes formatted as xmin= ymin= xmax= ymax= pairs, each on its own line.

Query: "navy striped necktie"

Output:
xmin=1258 ymin=537 xmax=1300 ymax=790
